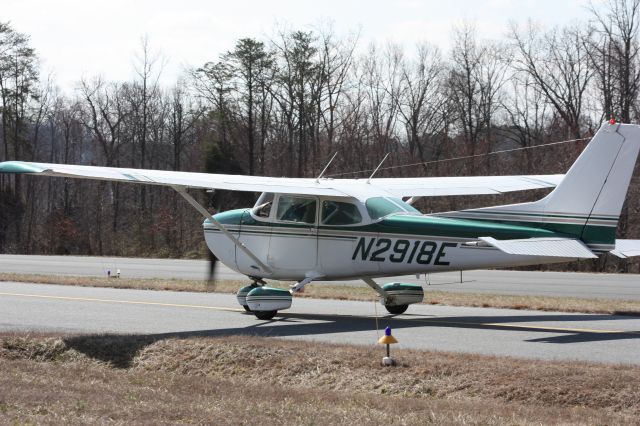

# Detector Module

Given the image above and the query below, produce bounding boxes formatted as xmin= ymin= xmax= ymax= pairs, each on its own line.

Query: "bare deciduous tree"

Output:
xmin=397 ymin=42 xmax=445 ymax=166
xmin=588 ymin=0 xmax=640 ymax=123
xmin=449 ymin=23 xmax=509 ymax=173
xmin=510 ymin=22 xmax=594 ymax=139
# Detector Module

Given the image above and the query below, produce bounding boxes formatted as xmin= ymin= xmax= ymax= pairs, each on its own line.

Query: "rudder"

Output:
xmin=444 ymin=122 xmax=640 ymax=251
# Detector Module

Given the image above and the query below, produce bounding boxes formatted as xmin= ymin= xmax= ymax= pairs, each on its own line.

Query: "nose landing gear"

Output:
xmin=236 ymin=276 xmax=319 ymax=320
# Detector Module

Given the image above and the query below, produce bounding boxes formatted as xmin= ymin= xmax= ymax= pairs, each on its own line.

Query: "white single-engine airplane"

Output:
xmin=2 ymin=121 xmax=640 ymax=319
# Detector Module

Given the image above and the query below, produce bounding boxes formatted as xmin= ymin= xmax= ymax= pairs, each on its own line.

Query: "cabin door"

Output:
xmin=267 ymin=195 xmax=318 ymax=275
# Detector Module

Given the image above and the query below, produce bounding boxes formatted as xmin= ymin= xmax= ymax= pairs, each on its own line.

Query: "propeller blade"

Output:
xmin=207 ymin=251 xmax=218 ymax=289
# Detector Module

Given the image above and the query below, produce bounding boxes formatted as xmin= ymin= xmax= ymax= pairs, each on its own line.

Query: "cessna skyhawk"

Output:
xmin=1 ymin=121 xmax=639 ymax=319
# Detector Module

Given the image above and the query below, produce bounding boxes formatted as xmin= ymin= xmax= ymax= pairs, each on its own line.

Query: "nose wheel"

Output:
xmin=236 ymin=282 xmax=261 ymax=312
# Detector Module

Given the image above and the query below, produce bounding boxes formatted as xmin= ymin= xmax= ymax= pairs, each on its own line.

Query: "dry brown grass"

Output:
xmin=0 ymin=272 xmax=245 ymax=293
xmin=422 ymin=291 xmax=640 ymax=316
xmin=1 ymin=332 xmax=639 ymax=425
xmin=3 ymin=272 xmax=640 ymax=315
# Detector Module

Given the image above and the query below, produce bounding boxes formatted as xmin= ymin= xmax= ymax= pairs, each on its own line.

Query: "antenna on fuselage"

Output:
xmin=367 ymin=153 xmax=389 ymax=184
xmin=315 ymin=152 xmax=339 ymax=183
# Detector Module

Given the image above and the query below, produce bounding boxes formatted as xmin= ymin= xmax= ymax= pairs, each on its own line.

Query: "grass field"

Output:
xmin=2 ymin=274 xmax=640 ymax=423
xmin=2 ymin=272 xmax=640 ymax=315
xmin=1 ymin=333 xmax=638 ymax=425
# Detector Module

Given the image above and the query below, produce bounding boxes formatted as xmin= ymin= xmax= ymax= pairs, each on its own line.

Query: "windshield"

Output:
xmin=365 ymin=197 xmax=420 ymax=220
xmin=252 ymin=193 xmax=274 ymax=219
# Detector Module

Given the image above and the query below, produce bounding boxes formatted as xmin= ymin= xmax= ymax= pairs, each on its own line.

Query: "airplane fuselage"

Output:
xmin=204 ymin=201 xmax=569 ymax=281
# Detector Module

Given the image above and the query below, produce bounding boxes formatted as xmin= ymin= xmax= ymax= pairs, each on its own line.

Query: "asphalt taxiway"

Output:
xmin=1 ymin=281 xmax=639 ymax=364
xmin=0 ymin=254 xmax=639 ymax=300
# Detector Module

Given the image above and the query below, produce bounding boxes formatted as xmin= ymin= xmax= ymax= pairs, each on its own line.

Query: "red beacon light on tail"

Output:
xmin=609 ymin=118 xmax=616 ymax=124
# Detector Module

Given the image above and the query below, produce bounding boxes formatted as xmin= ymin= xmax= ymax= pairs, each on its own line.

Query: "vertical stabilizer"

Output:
xmin=446 ymin=122 xmax=640 ymax=250
xmin=534 ymin=122 xmax=638 ymax=220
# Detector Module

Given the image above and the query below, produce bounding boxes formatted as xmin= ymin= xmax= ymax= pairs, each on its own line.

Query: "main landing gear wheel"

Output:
xmin=245 ymin=287 xmax=291 ymax=320
xmin=385 ymin=304 xmax=409 ymax=315
xmin=254 ymin=310 xmax=277 ymax=320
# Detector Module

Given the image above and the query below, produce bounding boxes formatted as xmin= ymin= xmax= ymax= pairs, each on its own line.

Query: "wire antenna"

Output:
xmin=328 ymin=136 xmax=590 ymax=178
xmin=315 ymin=152 xmax=339 ymax=183
xmin=367 ymin=153 xmax=389 ymax=184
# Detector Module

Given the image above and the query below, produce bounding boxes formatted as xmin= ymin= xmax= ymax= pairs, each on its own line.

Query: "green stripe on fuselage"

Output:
xmin=457 ymin=210 xmax=618 ymax=221
xmin=441 ymin=216 xmax=615 ymax=246
xmin=373 ymin=215 xmax=557 ymax=240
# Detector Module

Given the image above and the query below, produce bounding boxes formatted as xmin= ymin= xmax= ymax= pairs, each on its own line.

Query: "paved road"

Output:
xmin=1 ymin=254 xmax=639 ymax=300
xmin=1 ymin=281 xmax=639 ymax=364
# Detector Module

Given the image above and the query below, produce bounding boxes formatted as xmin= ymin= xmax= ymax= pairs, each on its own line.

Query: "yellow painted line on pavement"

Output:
xmin=0 ymin=291 xmax=243 ymax=313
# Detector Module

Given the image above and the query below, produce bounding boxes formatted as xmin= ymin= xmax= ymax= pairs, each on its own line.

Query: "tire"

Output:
xmin=243 ymin=305 xmax=252 ymax=312
xmin=254 ymin=310 xmax=277 ymax=320
xmin=385 ymin=304 xmax=409 ymax=315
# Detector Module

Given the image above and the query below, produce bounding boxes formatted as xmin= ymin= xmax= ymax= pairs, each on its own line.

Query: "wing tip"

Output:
xmin=0 ymin=161 xmax=44 ymax=174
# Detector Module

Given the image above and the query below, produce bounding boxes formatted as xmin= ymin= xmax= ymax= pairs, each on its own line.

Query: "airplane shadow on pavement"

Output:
xmin=62 ymin=310 xmax=640 ymax=368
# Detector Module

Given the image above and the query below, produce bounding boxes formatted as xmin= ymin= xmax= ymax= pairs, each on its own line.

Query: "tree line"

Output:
xmin=0 ymin=0 xmax=639 ymax=273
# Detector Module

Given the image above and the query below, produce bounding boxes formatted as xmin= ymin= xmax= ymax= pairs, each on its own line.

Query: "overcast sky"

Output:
xmin=5 ymin=0 xmax=591 ymax=93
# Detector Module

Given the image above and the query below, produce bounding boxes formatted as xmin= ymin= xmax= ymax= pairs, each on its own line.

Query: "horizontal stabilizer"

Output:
xmin=610 ymin=239 xmax=640 ymax=258
xmin=478 ymin=237 xmax=598 ymax=258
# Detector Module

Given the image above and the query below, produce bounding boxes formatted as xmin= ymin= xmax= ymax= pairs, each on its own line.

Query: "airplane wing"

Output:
xmin=609 ymin=239 xmax=640 ymax=258
xmin=0 ymin=161 xmax=563 ymax=199
xmin=369 ymin=175 xmax=563 ymax=197
xmin=0 ymin=161 xmax=350 ymax=196
xmin=478 ymin=237 xmax=598 ymax=259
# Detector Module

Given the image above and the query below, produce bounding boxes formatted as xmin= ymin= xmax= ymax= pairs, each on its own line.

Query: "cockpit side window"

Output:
xmin=276 ymin=196 xmax=317 ymax=224
xmin=321 ymin=200 xmax=362 ymax=225
xmin=253 ymin=192 xmax=274 ymax=219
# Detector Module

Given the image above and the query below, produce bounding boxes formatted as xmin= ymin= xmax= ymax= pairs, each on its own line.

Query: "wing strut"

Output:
xmin=173 ymin=186 xmax=273 ymax=275
xmin=363 ymin=277 xmax=385 ymax=296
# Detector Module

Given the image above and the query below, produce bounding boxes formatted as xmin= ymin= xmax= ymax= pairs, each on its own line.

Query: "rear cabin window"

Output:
xmin=365 ymin=197 xmax=420 ymax=220
xmin=321 ymin=200 xmax=362 ymax=225
xmin=276 ymin=196 xmax=317 ymax=224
